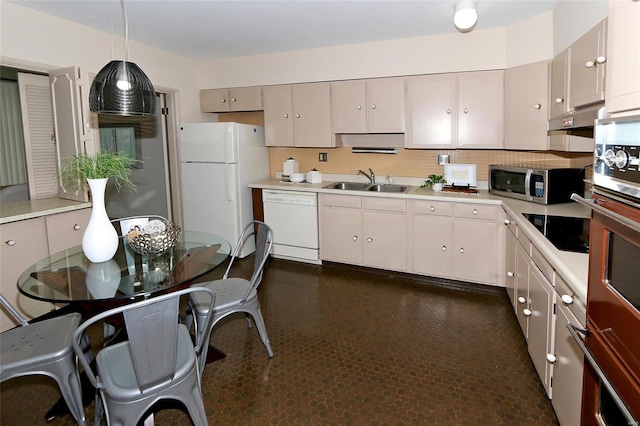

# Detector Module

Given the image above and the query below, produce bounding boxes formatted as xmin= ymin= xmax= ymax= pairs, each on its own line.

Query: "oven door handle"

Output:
xmin=566 ymin=323 xmax=639 ymax=426
xmin=571 ymin=193 xmax=640 ymax=234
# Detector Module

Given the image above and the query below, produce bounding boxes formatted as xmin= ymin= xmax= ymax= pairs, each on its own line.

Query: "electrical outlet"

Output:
xmin=319 ymin=153 xmax=328 ymax=162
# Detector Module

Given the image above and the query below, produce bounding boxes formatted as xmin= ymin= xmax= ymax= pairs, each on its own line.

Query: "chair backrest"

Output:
xmin=223 ymin=221 xmax=273 ymax=302
xmin=72 ymin=287 xmax=216 ymax=392
xmin=0 ymin=293 xmax=29 ymax=327
xmin=110 ymin=215 xmax=168 ymax=236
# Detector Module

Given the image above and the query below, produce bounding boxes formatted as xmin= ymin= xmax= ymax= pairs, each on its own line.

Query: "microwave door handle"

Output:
xmin=524 ymin=170 xmax=532 ymax=198
xmin=566 ymin=323 xmax=639 ymax=426
xmin=571 ymin=194 xmax=640 ymax=234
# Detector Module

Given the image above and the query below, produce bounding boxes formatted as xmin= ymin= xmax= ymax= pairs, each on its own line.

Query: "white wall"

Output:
xmin=553 ymin=0 xmax=608 ymax=54
xmin=505 ymin=11 xmax=555 ymax=68
xmin=0 ymin=2 xmax=205 ymax=122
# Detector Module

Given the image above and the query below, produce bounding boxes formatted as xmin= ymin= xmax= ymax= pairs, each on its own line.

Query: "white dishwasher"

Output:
xmin=262 ymin=190 xmax=320 ymax=264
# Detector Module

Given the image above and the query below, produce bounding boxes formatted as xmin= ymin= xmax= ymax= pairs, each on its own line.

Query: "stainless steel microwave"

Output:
xmin=489 ymin=165 xmax=585 ymax=204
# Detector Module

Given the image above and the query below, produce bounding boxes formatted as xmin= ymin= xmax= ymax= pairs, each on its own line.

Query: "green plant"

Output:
xmin=419 ymin=174 xmax=447 ymax=189
xmin=59 ymin=151 xmax=139 ymax=193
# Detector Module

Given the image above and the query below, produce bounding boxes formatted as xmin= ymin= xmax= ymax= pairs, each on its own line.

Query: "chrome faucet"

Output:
xmin=357 ymin=168 xmax=375 ymax=184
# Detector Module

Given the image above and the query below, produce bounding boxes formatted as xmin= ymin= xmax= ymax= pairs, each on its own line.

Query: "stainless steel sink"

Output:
xmin=324 ymin=182 xmax=371 ymax=191
xmin=366 ymin=184 xmax=409 ymax=193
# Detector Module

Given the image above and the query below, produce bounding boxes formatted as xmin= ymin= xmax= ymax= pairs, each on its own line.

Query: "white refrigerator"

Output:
xmin=179 ymin=122 xmax=269 ymax=258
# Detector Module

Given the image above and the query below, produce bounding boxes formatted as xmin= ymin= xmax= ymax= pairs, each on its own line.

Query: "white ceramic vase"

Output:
xmin=82 ymin=178 xmax=119 ymax=263
xmin=432 ymin=183 xmax=444 ymax=192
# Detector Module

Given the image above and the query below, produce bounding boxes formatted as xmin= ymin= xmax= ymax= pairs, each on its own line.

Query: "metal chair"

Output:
xmin=186 ymin=220 xmax=274 ymax=373
xmin=72 ymin=287 xmax=216 ymax=426
xmin=0 ymin=294 xmax=86 ymax=425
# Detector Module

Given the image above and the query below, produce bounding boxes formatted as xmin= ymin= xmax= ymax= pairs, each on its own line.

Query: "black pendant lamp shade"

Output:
xmin=89 ymin=60 xmax=156 ymax=116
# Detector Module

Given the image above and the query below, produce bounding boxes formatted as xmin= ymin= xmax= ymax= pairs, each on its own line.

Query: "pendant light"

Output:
xmin=454 ymin=0 xmax=478 ymax=32
xmin=89 ymin=0 xmax=156 ymax=116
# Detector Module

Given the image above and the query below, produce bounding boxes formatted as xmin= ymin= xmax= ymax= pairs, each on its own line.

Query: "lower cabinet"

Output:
xmin=527 ymin=261 xmax=555 ymax=395
xmin=0 ymin=208 xmax=91 ymax=331
xmin=320 ymin=194 xmax=407 ymax=271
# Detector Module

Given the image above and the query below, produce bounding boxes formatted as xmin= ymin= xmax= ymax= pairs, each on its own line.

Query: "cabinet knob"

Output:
xmin=585 ymin=60 xmax=595 ymax=68
xmin=472 ymin=209 xmax=478 ymax=215
xmin=442 ymin=246 xmax=447 ymax=251
xmin=534 ymin=103 xmax=542 ymax=110
xmin=5 ymin=240 xmax=16 ymax=246
xmin=596 ymin=56 xmax=607 ymax=65
xmin=73 ymin=224 xmax=81 ymax=231
xmin=430 ymin=206 xmax=436 ymax=212
xmin=463 ymin=108 xmax=469 ymax=114
xmin=561 ymin=294 xmax=574 ymax=305
xmin=220 ymin=98 xmax=227 ymax=103
xmin=546 ymin=353 xmax=558 ymax=364
xmin=446 ymin=109 xmax=451 ymax=114
xmin=353 ymin=236 xmax=358 ymax=241
xmin=459 ymin=247 xmax=465 ymax=253
xmin=284 ymin=113 xmax=289 ymax=118
xmin=555 ymin=97 xmax=564 ymax=104
xmin=504 ymin=219 xmax=511 ymax=225
xmin=231 ymin=98 xmax=237 ymax=102
xmin=367 ymin=237 xmax=373 ymax=243
xmin=507 ymin=271 xmax=514 ymax=277
xmin=371 ymin=104 xmax=377 ymax=110
xmin=518 ymin=296 xmax=527 ymax=304
xmin=523 ymin=308 xmax=532 ymax=317
xmin=296 ymin=114 xmax=301 ymax=118
xmin=357 ymin=105 xmax=362 ymax=110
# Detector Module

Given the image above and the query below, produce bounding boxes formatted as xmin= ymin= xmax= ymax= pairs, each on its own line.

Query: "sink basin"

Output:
xmin=366 ymin=184 xmax=409 ymax=193
xmin=325 ymin=182 xmax=371 ymax=191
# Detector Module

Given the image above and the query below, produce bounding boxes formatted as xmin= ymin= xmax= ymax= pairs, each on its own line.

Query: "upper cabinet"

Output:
xmin=405 ymin=71 xmax=504 ymax=149
xmin=504 ymin=61 xmax=550 ymax=150
xmin=605 ymin=0 xmax=640 ymax=114
xmin=263 ymin=83 xmax=334 ymax=147
xmin=569 ymin=19 xmax=607 ymax=109
xmin=550 ymin=49 xmax=570 ymax=119
xmin=200 ymin=87 xmax=262 ymax=113
xmin=331 ymin=78 xmax=405 ymax=134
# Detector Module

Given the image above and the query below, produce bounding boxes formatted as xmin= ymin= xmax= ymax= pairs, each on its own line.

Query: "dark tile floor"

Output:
xmin=1 ymin=258 xmax=559 ymax=425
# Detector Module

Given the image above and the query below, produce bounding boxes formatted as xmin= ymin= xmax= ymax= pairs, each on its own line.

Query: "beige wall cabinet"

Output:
xmin=200 ymin=87 xmax=263 ymax=113
xmin=411 ymin=200 xmax=453 ymax=278
xmin=331 ymin=78 xmax=405 ymax=134
xmin=550 ymin=49 xmax=570 ymax=119
xmin=504 ymin=61 xmax=550 ymax=150
xmin=605 ymin=0 xmax=640 ymax=114
xmin=569 ymin=19 xmax=607 ymax=110
xmin=405 ymin=71 xmax=504 ymax=149
xmin=320 ymin=194 xmax=407 ymax=272
xmin=263 ymin=83 xmax=334 ymax=147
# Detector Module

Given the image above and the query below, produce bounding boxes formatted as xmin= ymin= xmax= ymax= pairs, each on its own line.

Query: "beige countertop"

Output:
xmin=0 ymin=198 xmax=92 ymax=224
xmin=249 ymin=178 xmax=590 ymax=303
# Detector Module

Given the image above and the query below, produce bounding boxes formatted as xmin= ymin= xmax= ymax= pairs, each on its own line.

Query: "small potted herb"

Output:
xmin=419 ymin=174 xmax=447 ymax=192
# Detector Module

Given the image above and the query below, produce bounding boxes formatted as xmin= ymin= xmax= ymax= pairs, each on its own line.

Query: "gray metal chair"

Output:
xmin=0 ymin=294 xmax=86 ymax=425
xmin=186 ymin=220 xmax=274 ymax=373
xmin=72 ymin=287 xmax=216 ymax=426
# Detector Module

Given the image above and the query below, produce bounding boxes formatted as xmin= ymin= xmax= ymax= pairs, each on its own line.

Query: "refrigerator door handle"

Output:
xmin=225 ymin=164 xmax=235 ymax=201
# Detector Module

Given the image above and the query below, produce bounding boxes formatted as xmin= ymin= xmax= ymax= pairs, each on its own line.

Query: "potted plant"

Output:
xmin=59 ymin=152 xmax=138 ymax=263
xmin=419 ymin=174 xmax=447 ymax=192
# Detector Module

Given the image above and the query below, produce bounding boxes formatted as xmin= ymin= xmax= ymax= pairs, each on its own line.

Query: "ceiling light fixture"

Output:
xmin=454 ymin=0 xmax=478 ymax=32
xmin=89 ymin=0 xmax=156 ymax=116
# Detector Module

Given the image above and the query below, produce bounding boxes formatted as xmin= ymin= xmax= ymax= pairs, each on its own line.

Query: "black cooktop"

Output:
xmin=522 ymin=213 xmax=590 ymax=254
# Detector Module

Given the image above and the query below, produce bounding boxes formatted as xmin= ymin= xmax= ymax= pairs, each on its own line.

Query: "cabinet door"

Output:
xmin=504 ymin=61 xmax=549 ymax=150
xmin=605 ymin=1 xmax=640 ymax=114
xmin=0 ymin=218 xmax=52 ymax=331
xmin=228 ymin=87 xmax=263 ymax=111
xmin=200 ymin=88 xmax=230 ymax=112
xmin=412 ymin=215 xmax=453 ymax=278
xmin=515 ymin=242 xmax=530 ymax=337
xmin=569 ymin=20 xmax=607 ymax=109
xmin=505 ymin=230 xmax=517 ymax=308
xmin=320 ymin=206 xmax=362 ymax=264
xmin=405 ymin=74 xmax=457 ymax=149
xmin=292 ymin=83 xmax=333 ymax=147
xmin=528 ymin=262 xmax=554 ymax=396
xmin=363 ymin=210 xmax=406 ymax=271
xmin=551 ymin=303 xmax=585 ymax=426
xmin=46 ymin=208 xmax=91 ymax=254
xmin=453 ymin=217 xmax=499 ymax=284
xmin=366 ymin=78 xmax=405 ymax=133
xmin=550 ymin=49 xmax=569 ymax=119
xmin=263 ymin=85 xmax=294 ymax=147
xmin=457 ymin=71 xmax=504 ymax=149
xmin=331 ymin=80 xmax=366 ymax=133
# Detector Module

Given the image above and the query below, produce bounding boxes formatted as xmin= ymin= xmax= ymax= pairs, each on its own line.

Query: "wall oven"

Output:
xmin=570 ymin=114 xmax=640 ymax=426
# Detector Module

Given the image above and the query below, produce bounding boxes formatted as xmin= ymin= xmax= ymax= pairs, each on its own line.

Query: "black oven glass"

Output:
xmin=599 ymin=384 xmax=629 ymax=426
xmin=522 ymin=214 xmax=590 ymax=254
xmin=606 ymin=233 xmax=640 ymax=311
xmin=491 ymin=170 xmax=526 ymax=195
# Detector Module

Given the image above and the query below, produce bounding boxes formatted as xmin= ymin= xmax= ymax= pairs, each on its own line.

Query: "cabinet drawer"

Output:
xmin=532 ymin=245 xmax=554 ymax=283
xmin=518 ymin=231 xmax=532 ymax=255
xmin=46 ymin=208 xmax=91 ymax=254
xmin=363 ymin=197 xmax=406 ymax=213
xmin=504 ymin=211 xmax=517 ymax=236
xmin=412 ymin=200 xmax=453 ymax=216
xmin=555 ymin=274 xmax=586 ymax=326
xmin=454 ymin=203 xmax=499 ymax=220
xmin=320 ymin=193 xmax=362 ymax=209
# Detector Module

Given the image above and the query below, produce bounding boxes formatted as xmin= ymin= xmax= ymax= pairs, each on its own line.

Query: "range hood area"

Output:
xmin=548 ymin=103 xmax=606 ymax=132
